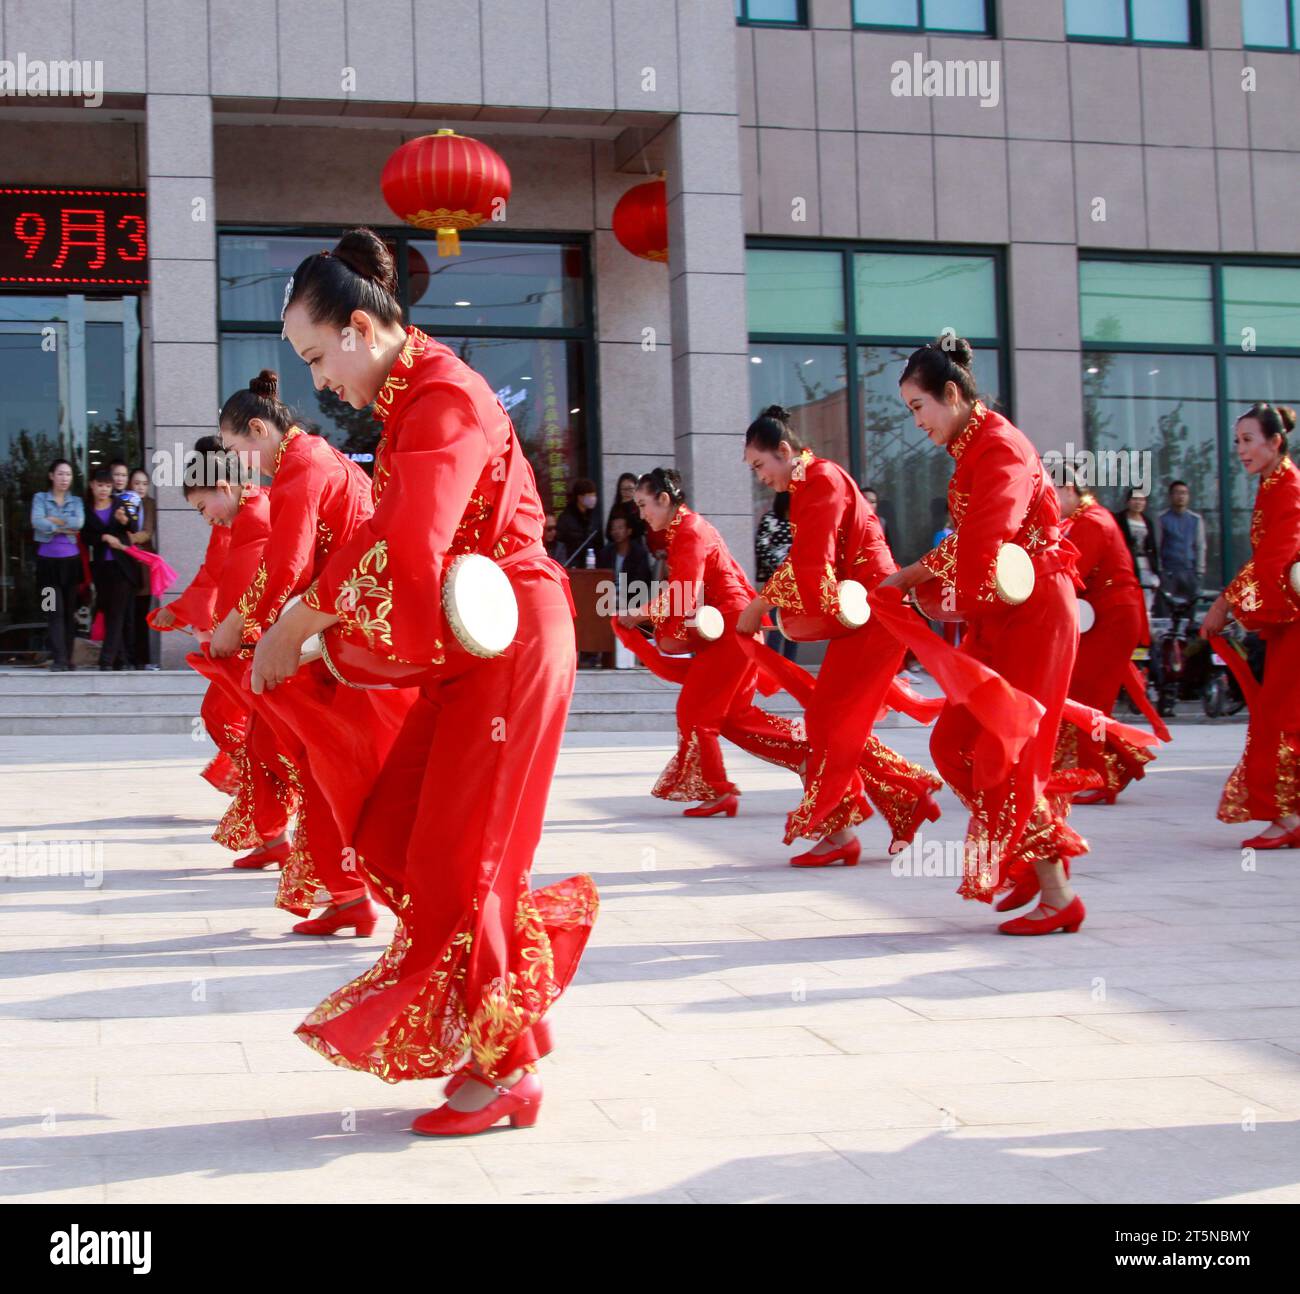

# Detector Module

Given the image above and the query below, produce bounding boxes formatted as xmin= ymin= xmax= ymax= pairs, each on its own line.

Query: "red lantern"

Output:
xmin=381 ymin=129 xmax=511 ymax=257
xmin=612 ymin=178 xmax=668 ymax=264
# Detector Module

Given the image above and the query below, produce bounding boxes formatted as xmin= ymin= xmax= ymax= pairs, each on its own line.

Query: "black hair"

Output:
xmin=47 ymin=457 xmax=73 ymax=479
xmin=898 ymin=335 xmax=979 ymax=402
xmin=569 ymin=478 xmax=597 ymax=507
xmin=183 ymin=435 xmax=241 ymax=498
xmin=220 ymin=369 xmax=298 ymax=438
xmin=89 ymin=467 xmax=112 ymax=485
xmin=636 ymin=466 xmax=686 ymax=506
xmin=1237 ymin=402 xmax=1295 ymax=455
xmin=744 ymin=404 xmax=805 ymax=454
xmin=1122 ymin=487 xmax=1148 ymax=507
xmin=108 ymin=458 xmax=128 ymax=471
xmin=1168 ymin=479 xmax=1189 ymax=494
xmin=283 ymin=226 xmax=402 ymax=331
xmin=773 ymin=489 xmax=790 ymax=522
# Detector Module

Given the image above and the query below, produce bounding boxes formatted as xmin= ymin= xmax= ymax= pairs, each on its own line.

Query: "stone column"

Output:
xmin=144 ymin=6 xmax=217 ymax=667
xmin=666 ymin=1 xmax=753 ymax=575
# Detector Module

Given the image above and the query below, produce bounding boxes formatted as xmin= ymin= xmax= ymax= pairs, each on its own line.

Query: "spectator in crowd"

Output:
xmin=605 ymin=471 xmax=645 ymax=542
xmin=755 ymin=490 xmax=798 ymax=661
xmin=932 ymin=509 xmax=954 ymax=547
xmin=1156 ymin=480 xmax=1206 ymax=610
xmin=31 ymin=458 xmax=84 ymax=671
xmin=556 ymin=477 xmax=601 ymax=567
xmin=1114 ymin=487 xmax=1160 ymax=612
xmin=82 ymin=467 xmax=141 ymax=670
xmin=109 ymin=459 xmax=130 ymax=492
xmin=127 ymin=466 xmax=160 ymax=669
xmin=599 ymin=512 xmax=653 ymax=670
xmin=862 ymin=485 xmax=889 ymax=544
xmin=543 ymin=511 xmax=564 ymax=563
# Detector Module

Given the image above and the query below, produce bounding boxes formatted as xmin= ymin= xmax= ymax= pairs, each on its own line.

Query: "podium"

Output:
xmin=567 ymin=566 xmax=614 ymax=667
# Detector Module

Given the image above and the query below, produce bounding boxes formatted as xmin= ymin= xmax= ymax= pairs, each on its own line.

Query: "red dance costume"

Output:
xmin=295 ymin=327 xmax=597 ymax=1082
xmin=916 ymin=403 xmax=1086 ymax=903
xmin=760 ymin=450 xmax=942 ymax=846
xmin=1217 ymin=455 xmax=1300 ymax=827
xmin=1053 ymin=496 xmax=1156 ymax=799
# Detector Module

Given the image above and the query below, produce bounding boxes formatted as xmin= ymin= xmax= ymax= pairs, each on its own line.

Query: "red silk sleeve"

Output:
xmin=308 ymin=383 xmax=492 ymax=667
xmin=651 ymin=518 xmax=705 ymax=642
xmin=163 ymin=524 xmax=230 ymax=632
xmin=921 ymin=436 xmax=1036 ymax=606
xmin=214 ymin=503 xmax=271 ymax=625
xmin=236 ymin=451 xmax=326 ymax=639
xmin=761 ymin=470 xmax=839 ymax=616
xmin=1226 ymin=482 xmax=1300 ymax=629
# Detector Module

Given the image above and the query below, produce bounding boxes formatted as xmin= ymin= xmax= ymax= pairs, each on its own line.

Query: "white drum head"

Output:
xmin=995 ymin=543 xmax=1035 ymax=605
xmin=444 ymin=554 xmax=518 ymax=657
xmin=693 ymin=605 xmax=724 ymax=641
xmin=1290 ymin=560 xmax=1300 ymax=599
xmin=837 ymin=579 xmax=870 ymax=628
xmin=1077 ymin=597 xmax=1096 ymax=633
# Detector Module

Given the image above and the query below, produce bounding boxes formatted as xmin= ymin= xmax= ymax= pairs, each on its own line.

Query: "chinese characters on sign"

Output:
xmin=0 ymin=188 xmax=148 ymax=287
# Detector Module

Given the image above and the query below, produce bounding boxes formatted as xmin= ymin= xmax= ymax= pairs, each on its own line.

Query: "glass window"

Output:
xmin=859 ymin=344 xmax=1002 ymax=566
xmin=1226 ymin=355 xmax=1300 ymax=571
xmin=747 ymin=249 xmax=845 ymax=335
xmin=736 ymin=0 xmax=806 ymax=24
xmin=407 ymin=239 xmax=584 ymax=331
xmin=1222 ymin=266 xmax=1300 ymax=351
xmin=854 ymin=0 xmax=920 ymax=26
xmin=855 ymin=252 xmax=997 ymax=341
xmin=923 ymin=0 xmax=989 ymax=31
xmin=1067 ymin=0 xmax=1194 ymax=43
xmin=854 ymin=0 xmax=989 ymax=30
xmin=1080 ymin=261 xmax=1214 ymax=346
xmin=1082 ymin=351 xmax=1222 ymax=581
xmin=1242 ymin=0 xmax=1295 ymax=47
xmin=218 ymin=234 xmax=326 ymax=322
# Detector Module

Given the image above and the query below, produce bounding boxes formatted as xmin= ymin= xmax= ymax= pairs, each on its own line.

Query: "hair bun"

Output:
xmin=249 ymin=369 xmax=279 ymax=399
xmin=332 ymin=227 xmax=398 ymax=297
xmin=193 ymin=434 xmax=224 ymax=455
xmin=1278 ymin=405 xmax=1297 ymax=433
xmin=760 ymin=404 xmax=791 ymax=424
xmin=932 ymin=335 xmax=974 ymax=369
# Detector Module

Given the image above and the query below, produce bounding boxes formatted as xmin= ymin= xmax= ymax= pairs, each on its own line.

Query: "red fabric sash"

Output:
xmin=1210 ymin=634 xmax=1261 ymax=713
xmin=1121 ymin=660 xmax=1172 ymax=743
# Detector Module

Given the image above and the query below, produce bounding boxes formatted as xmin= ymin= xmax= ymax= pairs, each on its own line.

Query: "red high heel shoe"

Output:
xmin=291 ymin=898 xmax=377 ymax=937
xmin=994 ymin=877 xmax=1041 ymax=913
xmin=683 ymin=793 xmax=738 ymax=819
xmin=411 ymin=1069 xmax=543 ymax=1136
xmin=1072 ymin=788 xmax=1116 ymax=806
xmin=790 ymin=837 xmax=861 ymax=868
xmin=888 ymin=789 xmax=941 ymax=853
xmin=445 ymin=1018 xmax=554 ymax=1097
xmin=1241 ymin=825 xmax=1300 ymax=850
xmin=998 ymin=895 xmax=1086 ymax=936
xmin=232 ymin=840 xmax=290 ymax=870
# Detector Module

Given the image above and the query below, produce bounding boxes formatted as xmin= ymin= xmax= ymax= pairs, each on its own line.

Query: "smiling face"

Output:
xmin=282 ymin=300 xmax=405 ymax=411
xmin=187 ymin=483 xmax=240 ymax=527
xmin=899 ymin=377 xmax=967 ymax=447
xmin=49 ymin=463 xmax=73 ymax=494
xmin=1234 ymin=417 xmax=1284 ymax=478
xmin=219 ymin=416 xmax=282 ymax=480
xmin=634 ymin=486 xmax=676 ymax=533
xmin=743 ymin=441 xmax=797 ymax=493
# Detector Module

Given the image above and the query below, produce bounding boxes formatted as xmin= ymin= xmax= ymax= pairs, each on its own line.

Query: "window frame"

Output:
xmin=215 ymin=224 xmax=601 ymax=488
xmin=746 ymin=237 xmax=1011 ymax=487
xmin=1241 ymin=0 xmax=1300 ymax=50
xmin=736 ymin=0 xmax=808 ymax=28
xmin=851 ymin=0 xmax=995 ymax=37
xmin=1065 ymin=0 xmax=1202 ymax=48
xmin=1079 ymin=249 xmax=1300 ymax=585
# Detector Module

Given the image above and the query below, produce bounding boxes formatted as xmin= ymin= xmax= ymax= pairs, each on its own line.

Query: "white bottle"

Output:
xmin=585 ymin=548 xmax=596 ymax=569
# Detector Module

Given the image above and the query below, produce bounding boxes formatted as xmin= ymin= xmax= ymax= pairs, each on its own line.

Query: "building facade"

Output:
xmin=0 ymin=0 xmax=1296 ymax=663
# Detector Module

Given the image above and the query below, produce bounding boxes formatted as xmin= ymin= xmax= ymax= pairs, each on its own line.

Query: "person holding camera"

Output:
xmin=82 ymin=467 xmax=141 ymax=670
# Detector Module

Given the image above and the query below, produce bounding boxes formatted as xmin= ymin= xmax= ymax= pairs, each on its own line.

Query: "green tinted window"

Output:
xmin=746 ymin=249 xmax=845 ymax=335
xmin=854 ymin=252 xmax=997 ymax=340
xmin=1080 ymin=261 xmax=1214 ymax=345
xmin=1222 ymin=266 xmax=1300 ymax=350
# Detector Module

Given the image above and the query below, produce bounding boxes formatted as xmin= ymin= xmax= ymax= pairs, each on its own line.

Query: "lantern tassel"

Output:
xmin=436 ymin=228 xmax=461 ymax=257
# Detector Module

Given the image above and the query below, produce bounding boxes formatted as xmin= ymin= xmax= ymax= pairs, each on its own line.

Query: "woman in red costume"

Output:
xmin=178 ymin=438 xmax=298 ymax=870
xmin=206 ymin=371 xmax=390 ymax=933
xmin=251 ymin=228 xmax=597 ymax=1136
xmin=884 ymin=339 xmax=1087 ymax=934
xmin=737 ymin=408 xmax=943 ymax=867
xmin=615 ymin=467 xmax=867 ymax=840
xmin=1202 ymin=403 xmax=1300 ymax=849
xmin=1052 ymin=473 xmax=1160 ymax=805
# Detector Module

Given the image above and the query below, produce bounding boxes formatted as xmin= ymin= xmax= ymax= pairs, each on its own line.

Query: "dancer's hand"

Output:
xmin=880 ymin=562 xmax=930 ymax=593
xmin=1199 ymin=595 xmax=1229 ymax=639
xmin=736 ymin=596 xmax=768 ymax=636
xmin=251 ymin=597 xmax=336 ymax=693
xmin=208 ymin=610 xmax=243 ymax=659
xmin=153 ymin=605 xmax=176 ymax=629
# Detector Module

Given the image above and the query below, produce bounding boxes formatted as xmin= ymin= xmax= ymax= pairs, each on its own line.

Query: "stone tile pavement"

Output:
xmin=2 ymin=724 xmax=1299 ymax=1203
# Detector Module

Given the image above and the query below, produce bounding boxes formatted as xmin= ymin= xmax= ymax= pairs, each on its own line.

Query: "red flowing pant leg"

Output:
xmin=653 ymin=633 xmax=754 ymax=802
xmin=1219 ymin=621 xmax=1300 ymax=823
xmin=199 ymin=684 xmax=245 ymax=795
xmin=296 ymin=571 xmax=598 ymax=1083
xmin=1057 ymin=602 xmax=1152 ymax=795
xmin=932 ymin=570 xmax=1087 ymax=902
